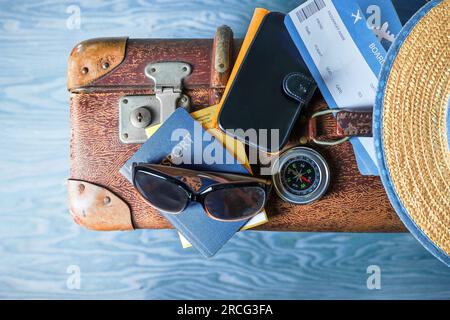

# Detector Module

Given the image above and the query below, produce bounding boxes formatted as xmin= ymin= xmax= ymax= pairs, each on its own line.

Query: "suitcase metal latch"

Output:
xmin=119 ymin=62 xmax=192 ymax=144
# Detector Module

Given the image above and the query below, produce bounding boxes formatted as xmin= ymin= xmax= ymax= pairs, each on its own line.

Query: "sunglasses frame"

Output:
xmin=132 ymin=163 xmax=272 ymax=222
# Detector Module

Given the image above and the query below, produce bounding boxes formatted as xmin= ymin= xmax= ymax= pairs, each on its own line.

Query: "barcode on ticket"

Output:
xmin=295 ymin=0 xmax=326 ymax=23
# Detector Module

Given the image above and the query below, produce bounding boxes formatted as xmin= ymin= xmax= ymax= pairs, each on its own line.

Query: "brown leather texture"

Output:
xmin=68 ymin=36 xmax=406 ymax=232
xmin=68 ymin=37 xmax=127 ymax=91
xmin=307 ymin=110 xmax=373 ymax=144
xmin=336 ymin=111 xmax=373 ymax=137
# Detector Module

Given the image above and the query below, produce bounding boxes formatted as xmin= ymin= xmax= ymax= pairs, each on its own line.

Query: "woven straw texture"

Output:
xmin=382 ymin=0 xmax=449 ymax=255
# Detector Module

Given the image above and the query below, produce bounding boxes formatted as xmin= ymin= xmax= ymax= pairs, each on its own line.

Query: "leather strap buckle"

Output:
xmin=308 ymin=108 xmax=373 ymax=146
xmin=308 ymin=109 xmax=350 ymax=146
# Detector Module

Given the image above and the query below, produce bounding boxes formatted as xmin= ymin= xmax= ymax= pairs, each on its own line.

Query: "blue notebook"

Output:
xmin=120 ymin=108 xmax=249 ymax=257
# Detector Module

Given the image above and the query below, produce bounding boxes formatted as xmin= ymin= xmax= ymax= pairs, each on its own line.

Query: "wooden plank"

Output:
xmin=0 ymin=0 xmax=449 ymax=299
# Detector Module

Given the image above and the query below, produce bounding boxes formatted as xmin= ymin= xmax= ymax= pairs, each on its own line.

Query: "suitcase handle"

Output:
xmin=210 ymin=25 xmax=234 ymax=104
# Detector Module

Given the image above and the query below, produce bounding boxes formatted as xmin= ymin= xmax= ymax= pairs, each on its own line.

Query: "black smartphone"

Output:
xmin=218 ymin=12 xmax=312 ymax=152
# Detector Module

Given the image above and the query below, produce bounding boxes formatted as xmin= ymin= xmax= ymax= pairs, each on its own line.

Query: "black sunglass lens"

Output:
xmin=204 ymin=186 xmax=266 ymax=221
xmin=134 ymin=170 xmax=188 ymax=213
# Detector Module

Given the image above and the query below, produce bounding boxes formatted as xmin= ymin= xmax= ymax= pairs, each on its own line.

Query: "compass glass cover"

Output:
xmin=281 ymin=156 xmax=320 ymax=196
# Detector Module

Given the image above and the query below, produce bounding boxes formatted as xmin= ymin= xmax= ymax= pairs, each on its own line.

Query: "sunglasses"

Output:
xmin=132 ymin=163 xmax=272 ymax=222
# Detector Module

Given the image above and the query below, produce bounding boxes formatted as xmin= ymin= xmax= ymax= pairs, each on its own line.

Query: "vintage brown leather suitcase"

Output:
xmin=67 ymin=26 xmax=406 ymax=232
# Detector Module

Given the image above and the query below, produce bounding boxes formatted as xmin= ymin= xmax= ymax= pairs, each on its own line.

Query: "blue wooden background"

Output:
xmin=0 ymin=0 xmax=449 ymax=299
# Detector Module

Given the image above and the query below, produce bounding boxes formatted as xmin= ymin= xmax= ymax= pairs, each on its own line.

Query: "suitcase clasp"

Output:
xmin=119 ymin=62 xmax=192 ymax=144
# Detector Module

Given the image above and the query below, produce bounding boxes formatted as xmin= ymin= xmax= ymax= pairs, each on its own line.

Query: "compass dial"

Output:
xmin=272 ymin=147 xmax=330 ymax=204
xmin=281 ymin=156 xmax=320 ymax=196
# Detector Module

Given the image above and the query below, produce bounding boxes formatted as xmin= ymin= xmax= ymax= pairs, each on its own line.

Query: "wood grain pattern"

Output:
xmin=0 ymin=0 xmax=449 ymax=300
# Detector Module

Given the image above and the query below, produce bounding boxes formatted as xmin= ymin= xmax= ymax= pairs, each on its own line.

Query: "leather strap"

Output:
xmin=335 ymin=110 xmax=372 ymax=137
xmin=307 ymin=109 xmax=373 ymax=145
xmin=283 ymin=72 xmax=317 ymax=105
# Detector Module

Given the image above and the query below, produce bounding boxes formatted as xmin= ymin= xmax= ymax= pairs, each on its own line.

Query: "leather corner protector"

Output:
xmin=67 ymin=179 xmax=134 ymax=231
xmin=67 ymin=37 xmax=127 ymax=91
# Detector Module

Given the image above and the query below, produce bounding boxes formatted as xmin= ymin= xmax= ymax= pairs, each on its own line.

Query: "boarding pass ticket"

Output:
xmin=285 ymin=0 xmax=402 ymax=175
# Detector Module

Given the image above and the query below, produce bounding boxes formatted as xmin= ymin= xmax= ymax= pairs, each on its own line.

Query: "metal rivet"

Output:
xmin=103 ymin=196 xmax=111 ymax=205
xmin=123 ymin=133 xmax=128 ymax=139
xmin=78 ymin=183 xmax=85 ymax=193
xmin=182 ymin=66 xmax=188 ymax=72
xmin=102 ymin=62 xmax=110 ymax=70
xmin=122 ymin=98 xmax=128 ymax=104
xmin=150 ymin=67 xmax=156 ymax=73
xmin=81 ymin=67 xmax=89 ymax=74
xmin=299 ymin=136 xmax=308 ymax=145
xmin=178 ymin=95 xmax=190 ymax=109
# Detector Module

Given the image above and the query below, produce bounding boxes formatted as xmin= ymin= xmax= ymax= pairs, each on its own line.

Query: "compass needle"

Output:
xmin=271 ymin=147 xmax=330 ymax=204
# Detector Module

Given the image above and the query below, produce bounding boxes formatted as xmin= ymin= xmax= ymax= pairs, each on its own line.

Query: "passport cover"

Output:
xmin=120 ymin=108 xmax=250 ymax=257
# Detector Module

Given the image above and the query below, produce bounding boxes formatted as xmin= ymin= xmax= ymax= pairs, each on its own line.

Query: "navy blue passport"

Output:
xmin=120 ymin=108 xmax=249 ymax=257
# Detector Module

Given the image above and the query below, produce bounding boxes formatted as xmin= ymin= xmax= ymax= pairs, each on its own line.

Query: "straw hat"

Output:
xmin=373 ymin=0 xmax=450 ymax=265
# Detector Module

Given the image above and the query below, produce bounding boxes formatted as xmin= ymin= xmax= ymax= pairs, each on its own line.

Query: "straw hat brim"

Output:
xmin=373 ymin=0 xmax=450 ymax=266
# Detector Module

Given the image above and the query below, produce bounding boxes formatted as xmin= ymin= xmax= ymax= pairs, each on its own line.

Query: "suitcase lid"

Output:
xmin=67 ymin=27 xmax=236 ymax=93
